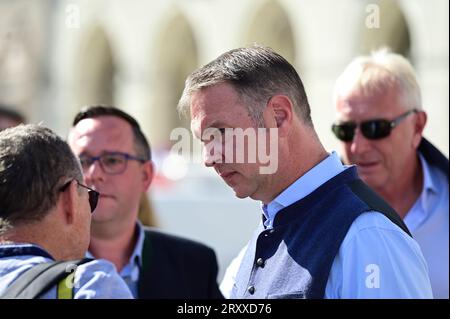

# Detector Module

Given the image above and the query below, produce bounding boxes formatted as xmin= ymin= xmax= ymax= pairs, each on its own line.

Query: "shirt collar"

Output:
xmin=86 ymin=221 xmax=145 ymax=269
xmin=420 ymin=152 xmax=437 ymax=191
xmin=403 ymin=152 xmax=440 ymax=231
xmin=0 ymin=243 xmax=54 ymax=260
xmin=262 ymin=151 xmax=347 ymax=228
xmin=418 ymin=152 xmax=438 ymax=211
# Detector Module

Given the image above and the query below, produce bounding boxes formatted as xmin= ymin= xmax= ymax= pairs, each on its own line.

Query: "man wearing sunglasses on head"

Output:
xmin=333 ymin=48 xmax=449 ymax=298
xmin=0 ymin=124 xmax=133 ymax=298
xmin=68 ymin=105 xmax=223 ymax=299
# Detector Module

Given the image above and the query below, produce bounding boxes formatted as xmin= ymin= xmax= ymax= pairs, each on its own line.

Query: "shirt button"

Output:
xmin=256 ymin=258 xmax=265 ymax=267
xmin=247 ymin=286 xmax=255 ymax=295
xmin=264 ymin=229 xmax=274 ymax=237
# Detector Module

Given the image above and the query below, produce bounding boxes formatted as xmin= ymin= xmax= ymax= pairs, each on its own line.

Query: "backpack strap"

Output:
xmin=56 ymin=262 xmax=80 ymax=299
xmin=1 ymin=258 xmax=92 ymax=299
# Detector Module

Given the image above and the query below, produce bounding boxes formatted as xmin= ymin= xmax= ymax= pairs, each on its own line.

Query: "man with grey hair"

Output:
xmin=0 ymin=124 xmax=133 ymax=298
xmin=332 ymin=48 xmax=449 ymax=298
xmin=179 ymin=45 xmax=432 ymax=298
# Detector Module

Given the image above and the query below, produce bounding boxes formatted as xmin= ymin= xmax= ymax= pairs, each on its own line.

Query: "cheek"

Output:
xmin=341 ymin=143 xmax=353 ymax=161
xmin=383 ymin=145 xmax=403 ymax=168
xmin=243 ymin=163 xmax=262 ymax=181
xmin=77 ymin=200 xmax=91 ymax=234
xmin=84 ymin=213 xmax=92 ymax=232
xmin=120 ymin=172 xmax=145 ymax=196
xmin=375 ymin=139 xmax=395 ymax=158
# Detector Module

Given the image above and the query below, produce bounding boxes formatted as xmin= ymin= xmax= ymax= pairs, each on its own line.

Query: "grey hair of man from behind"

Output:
xmin=177 ymin=45 xmax=313 ymax=127
xmin=0 ymin=124 xmax=83 ymax=234
xmin=333 ymin=47 xmax=422 ymax=111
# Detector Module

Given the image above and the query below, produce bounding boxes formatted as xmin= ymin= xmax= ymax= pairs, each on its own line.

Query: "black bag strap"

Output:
xmin=1 ymin=258 xmax=92 ymax=299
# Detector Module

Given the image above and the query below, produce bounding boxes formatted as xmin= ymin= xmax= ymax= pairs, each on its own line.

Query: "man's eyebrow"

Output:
xmin=198 ymin=121 xmax=227 ymax=142
xmin=205 ymin=120 xmax=225 ymax=129
xmin=78 ymin=150 xmax=122 ymax=157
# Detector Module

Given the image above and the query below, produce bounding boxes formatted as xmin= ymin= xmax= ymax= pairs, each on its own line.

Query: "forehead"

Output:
xmin=190 ymin=83 xmax=250 ymax=135
xmin=335 ymin=88 xmax=404 ymax=121
xmin=0 ymin=116 xmax=20 ymax=130
xmin=69 ymin=116 xmax=135 ymax=153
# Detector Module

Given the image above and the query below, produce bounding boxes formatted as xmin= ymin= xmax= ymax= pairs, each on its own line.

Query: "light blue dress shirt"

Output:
xmin=221 ymin=151 xmax=433 ymax=298
xmin=87 ymin=221 xmax=145 ymax=298
xmin=0 ymin=243 xmax=133 ymax=299
xmin=261 ymin=151 xmax=346 ymax=229
xmin=403 ymin=153 xmax=449 ymax=299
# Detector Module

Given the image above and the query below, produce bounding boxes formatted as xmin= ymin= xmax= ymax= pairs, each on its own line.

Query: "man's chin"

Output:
xmin=234 ymin=192 xmax=248 ymax=199
xmin=359 ymin=173 xmax=385 ymax=190
xmin=231 ymin=187 xmax=250 ymax=199
xmin=91 ymin=209 xmax=115 ymax=223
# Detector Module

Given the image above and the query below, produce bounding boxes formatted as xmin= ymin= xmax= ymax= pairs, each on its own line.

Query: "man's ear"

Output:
xmin=141 ymin=161 xmax=154 ymax=192
xmin=263 ymin=95 xmax=294 ymax=137
xmin=60 ymin=181 xmax=78 ymax=225
xmin=412 ymin=110 xmax=427 ymax=148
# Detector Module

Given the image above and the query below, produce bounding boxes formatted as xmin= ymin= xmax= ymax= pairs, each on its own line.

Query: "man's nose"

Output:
xmin=84 ymin=160 xmax=105 ymax=183
xmin=203 ymin=141 xmax=224 ymax=167
xmin=350 ymin=128 xmax=372 ymax=155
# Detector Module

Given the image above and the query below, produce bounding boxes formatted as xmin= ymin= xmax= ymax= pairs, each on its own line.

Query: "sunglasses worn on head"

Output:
xmin=332 ymin=109 xmax=418 ymax=142
xmin=59 ymin=180 xmax=99 ymax=213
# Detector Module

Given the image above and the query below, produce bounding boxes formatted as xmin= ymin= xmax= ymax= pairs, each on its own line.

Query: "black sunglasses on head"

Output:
xmin=332 ymin=109 xmax=418 ymax=142
xmin=59 ymin=180 xmax=99 ymax=213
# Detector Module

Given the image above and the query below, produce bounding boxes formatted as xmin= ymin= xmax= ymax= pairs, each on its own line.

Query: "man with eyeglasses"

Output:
xmin=0 ymin=124 xmax=133 ymax=298
xmin=332 ymin=48 xmax=448 ymax=298
xmin=68 ymin=105 xmax=223 ymax=299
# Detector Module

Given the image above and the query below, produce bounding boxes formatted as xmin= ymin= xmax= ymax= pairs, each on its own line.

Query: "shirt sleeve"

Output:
xmin=325 ymin=211 xmax=433 ymax=299
xmin=73 ymin=259 xmax=134 ymax=299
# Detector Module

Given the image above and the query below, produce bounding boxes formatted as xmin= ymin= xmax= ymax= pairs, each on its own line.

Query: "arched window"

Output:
xmin=150 ymin=11 xmax=198 ymax=148
xmin=74 ymin=26 xmax=116 ymax=107
xmin=359 ymin=0 xmax=411 ymax=57
xmin=244 ymin=0 xmax=296 ymax=65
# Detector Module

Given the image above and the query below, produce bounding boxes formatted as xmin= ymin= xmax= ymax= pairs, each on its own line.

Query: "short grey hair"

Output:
xmin=333 ymin=48 xmax=422 ymax=110
xmin=0 ymin=124 xmax=83 ymax=232
xmin=178 ymin=45 xmax=312 ymax=127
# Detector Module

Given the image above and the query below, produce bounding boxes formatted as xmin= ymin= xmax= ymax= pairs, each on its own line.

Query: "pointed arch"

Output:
xmin=150 ymin=10 xmax=198 ymax=148
xmin=359 ymin=0 xmax=411 ymax=57
xmin=244 ymin=0 xmax=296 ymax=65
xmin=74 ymin=25 xmax=116 ymax=107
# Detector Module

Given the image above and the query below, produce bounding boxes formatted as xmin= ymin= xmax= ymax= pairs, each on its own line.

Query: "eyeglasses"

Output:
xmin=331 ymin=109 xmax=418 ymax=142
xmin=78 ymin=152 xmax=146 ymax=175
xmin=60 ymin=180 xmax=100 ymax=213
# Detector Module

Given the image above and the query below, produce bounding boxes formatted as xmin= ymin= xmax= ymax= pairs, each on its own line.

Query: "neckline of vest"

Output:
xmin=271 ymin=167 xmax=360 ymax=228
xmin=0 ymin=244 xmax=55 ymax=260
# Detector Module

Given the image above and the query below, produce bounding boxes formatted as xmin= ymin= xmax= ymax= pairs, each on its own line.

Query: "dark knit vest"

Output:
xmin=230 ymin=167 xmax=410 ymax=299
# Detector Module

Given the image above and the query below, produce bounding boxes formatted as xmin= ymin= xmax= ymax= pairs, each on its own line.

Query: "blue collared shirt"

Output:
xmin=87 ymin=221 xmax=145 ymax=298
xmin=403 ymin=153 xmax=449 ymax=298
xmin=0 ymin=243 xmax=133 ymax=299
xmin=221 ymin=151 xmax=432 ymax=298
xmin=262 ymin=151 xmax=346 ymax=229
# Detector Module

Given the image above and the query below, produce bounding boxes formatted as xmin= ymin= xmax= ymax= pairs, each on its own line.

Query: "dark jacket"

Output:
xmin=418 ymin=137 xmax=449 ymax=179
xmin=137 ymin=227 xmax=223 ymax=299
